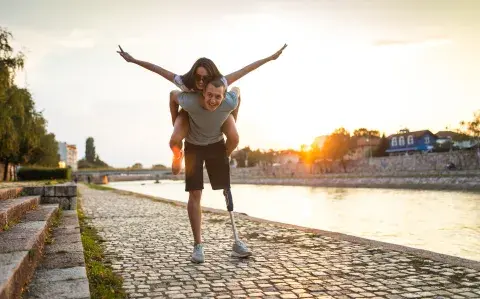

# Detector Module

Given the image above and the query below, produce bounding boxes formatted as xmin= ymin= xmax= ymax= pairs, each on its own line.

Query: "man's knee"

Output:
xmin=189 ymin=190 xmax=202 ymax=201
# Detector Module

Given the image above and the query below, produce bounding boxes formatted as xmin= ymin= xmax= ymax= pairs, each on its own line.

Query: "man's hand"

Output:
xmin=117 ymin=45 xmax=135 ymax=63
xmin=269 ymin=44 xmax=288 ymax=61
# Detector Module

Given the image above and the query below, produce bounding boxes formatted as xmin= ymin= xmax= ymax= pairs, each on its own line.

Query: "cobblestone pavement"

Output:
xmin=79 ymin=185 xmax=480 ymax=299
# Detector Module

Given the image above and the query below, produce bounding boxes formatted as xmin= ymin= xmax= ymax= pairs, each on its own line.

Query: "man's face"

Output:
xmin=202 ymin=83 xmax=225 ymax=111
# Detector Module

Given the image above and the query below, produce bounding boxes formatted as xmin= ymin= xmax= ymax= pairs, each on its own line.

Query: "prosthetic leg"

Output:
xmin=223 ymin=188 xmax=252 ymax=257
xmin=223 ymin=188 xmax=240 ymax=243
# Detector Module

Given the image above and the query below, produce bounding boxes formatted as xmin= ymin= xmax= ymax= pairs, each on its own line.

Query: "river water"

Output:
xmin=108 ymin=180 xmax=480 ymax=261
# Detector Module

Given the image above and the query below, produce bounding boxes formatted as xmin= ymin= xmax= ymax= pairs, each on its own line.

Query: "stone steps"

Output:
xmin=0 ymin=196 xmax=41 ymax=231
xmin=24 ymin=210 xmax=90 ymax=299
xmin=0 ymin=204 xmax=58 ymax=299
xmin=0 ymin=188 xmax=22 ymax=202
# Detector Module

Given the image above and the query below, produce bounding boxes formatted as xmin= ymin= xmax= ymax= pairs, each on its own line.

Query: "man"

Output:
xmin=170 ymin=77 xmax=251 ymax=263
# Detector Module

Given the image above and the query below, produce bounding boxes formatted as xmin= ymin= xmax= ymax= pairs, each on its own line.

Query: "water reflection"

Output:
xmin=108 ymin=180 xmax=480 ymax=261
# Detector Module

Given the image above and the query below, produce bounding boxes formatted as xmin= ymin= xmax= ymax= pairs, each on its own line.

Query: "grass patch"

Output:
xmin=45 ymin=208 xmax=63 ymax=245
xmin=77 ymin=190 xmax=126 ymax=299
xmin=1 ymin=218 xmax=19 ymax=232
xmin=84 ymin=183 xmax=115 ymax=191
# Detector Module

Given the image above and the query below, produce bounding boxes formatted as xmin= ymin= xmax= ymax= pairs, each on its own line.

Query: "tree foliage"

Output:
xmin=459 ymin=110 xmax=480 ymax=140
xmin=0 ymin=28 xmax=58 ymax=179
xmin=85 ymin=137 xmax=96 ymax=163
xmin=322 ymin=127 xmax=351 ymax=172
xmin=373 ymin=134 xmax=389 ymax=157
xmin=77 ymin=137 xmax=110 ymax=169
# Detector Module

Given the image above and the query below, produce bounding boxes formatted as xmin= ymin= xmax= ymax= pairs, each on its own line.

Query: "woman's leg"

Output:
xmin=222 ymin=115 xmax=239 ymax=157
xmin=170 ymin=109 xmax=189 ymax=174
xmin=222 ymin=94 xmax=241 ymax=156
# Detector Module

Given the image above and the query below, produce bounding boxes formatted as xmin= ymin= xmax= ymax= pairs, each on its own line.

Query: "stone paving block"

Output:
xmin=38 ymin=251 xmax=85 ymax=269
xmin=78 ymin=185 xmax=480 ymax=299
xmin=69 ymin=196 xmax=77 ymax=210
xmin=30 ymin=266 xmax=87 ymax=283
xmin=26 ymin=277 xmax=90 ymax=298
xmin=0 ymin=251 xmax=27 ymax=285
xmin=41 ymin=196 xmax=69 ymax=208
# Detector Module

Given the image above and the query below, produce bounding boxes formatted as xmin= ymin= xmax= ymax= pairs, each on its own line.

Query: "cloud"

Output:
xmin=373 ymin=38 xmax=452 ymax=49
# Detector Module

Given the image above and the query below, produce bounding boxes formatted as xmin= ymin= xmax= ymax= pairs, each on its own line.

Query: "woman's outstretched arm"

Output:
xmin=117 ymin=45 xmax=176 ymax=83
xmin=225 ymin=44 xmax=287 ymax=85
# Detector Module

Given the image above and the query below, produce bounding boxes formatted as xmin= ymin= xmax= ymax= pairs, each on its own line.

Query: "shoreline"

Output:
xmin=229 ymin=176 xmax=480 ymax=192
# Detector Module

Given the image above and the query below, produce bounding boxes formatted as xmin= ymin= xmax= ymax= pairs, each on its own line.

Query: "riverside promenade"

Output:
xmin=79 ymin=185 xmax=480 ymax=299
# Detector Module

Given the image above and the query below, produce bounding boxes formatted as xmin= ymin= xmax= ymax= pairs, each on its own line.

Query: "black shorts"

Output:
xmin=184 ymin=140 xmax=230 ymax=191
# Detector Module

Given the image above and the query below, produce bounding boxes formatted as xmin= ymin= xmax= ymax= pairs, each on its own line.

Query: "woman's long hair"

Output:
xmin=181 ymin=57 xmax=223 ymax=91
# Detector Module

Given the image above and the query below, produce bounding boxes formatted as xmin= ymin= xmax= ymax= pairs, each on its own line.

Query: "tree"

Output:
xmin=0 ymin=28 xmax=59 ymax=179
xmin=232 ymin=146 xmax=251 ymax=168
xmin=85 ymin=137 xmax=96 ymax=163
xmin=1 ymin=28 xmax=25 ymax=180
xmin=458 ymin=110 xmax=480 ymax=167
xmin=322 ymin=127 xmax=351 ymax=172
xmin=1 ymin=86 xmax=41 ymax=179
xmin=78 ymin=137 xmax=110 ymax=169
xmin=353 ymin=128 xmax=380 ymax=138
xmin=131 ymin=163 xmax=143 ymax=169
xmin=458 ymin=110 xmax=480 ymax=141
xmin=152 ymin=164 xmax=167 ymax=170
xmin=373 ymin=134 xmax=389 ymax=157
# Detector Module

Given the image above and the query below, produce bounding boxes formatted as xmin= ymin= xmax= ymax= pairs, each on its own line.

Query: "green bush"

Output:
xmin=17 ymin=167 xmax=72 ymax=181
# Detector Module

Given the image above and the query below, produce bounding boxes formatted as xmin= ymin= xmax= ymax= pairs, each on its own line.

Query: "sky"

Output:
xmin=1 ymin=0 xmax=479 ymax=167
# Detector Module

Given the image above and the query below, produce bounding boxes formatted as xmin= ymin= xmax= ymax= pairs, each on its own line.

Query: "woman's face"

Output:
xmin=194 ymin=66 xmax=211 ymax=91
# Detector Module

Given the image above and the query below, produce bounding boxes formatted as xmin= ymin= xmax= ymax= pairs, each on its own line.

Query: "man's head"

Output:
xmin=201 ymin=77 xmax=226 ymax=112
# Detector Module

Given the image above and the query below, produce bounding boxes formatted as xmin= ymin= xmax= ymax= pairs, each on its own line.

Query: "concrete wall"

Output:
xmin=24 ymin=183 xmax=77 ymax=210
xmin=347 ymin=150 xmax=480 ymax=173
xmin=231 ymin=150 xmax=480 ymax=178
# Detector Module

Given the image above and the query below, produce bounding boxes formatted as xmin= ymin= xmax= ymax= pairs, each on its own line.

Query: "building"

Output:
xmin=386 ymin=129 xmax=437 ymax=156
xmin=58 ymin=142 xmax=78 ymax=170
xmin=347 ymin=136 xmax=381 ymax=160
xmin=435 ymin=131 xmax=478 ymax=150
xmin=274 ymin=151 xmax=300 ymax=165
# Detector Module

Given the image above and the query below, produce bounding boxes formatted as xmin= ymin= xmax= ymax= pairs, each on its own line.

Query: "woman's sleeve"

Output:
xmin=173 ymin=75 xmax=191 ymax=92
xmin=221 ymin=77 xmax=229 ymax=90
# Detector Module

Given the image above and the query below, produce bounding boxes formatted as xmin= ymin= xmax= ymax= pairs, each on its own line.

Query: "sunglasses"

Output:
xmin=195 ymin=74 xmax=211 ymax=82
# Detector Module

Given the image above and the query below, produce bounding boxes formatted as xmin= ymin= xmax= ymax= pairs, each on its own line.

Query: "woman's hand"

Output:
xmin=269 ymin=44 xmax=288 ymax=60
xmin=117 ymin=45 xmax=135 ymax=63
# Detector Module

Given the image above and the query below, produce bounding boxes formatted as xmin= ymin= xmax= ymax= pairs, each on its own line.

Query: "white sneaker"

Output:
xmin=231 ymin=240 xmax=252 ymax=258
xmin=191 ymin=244 xmax=205 ymax=263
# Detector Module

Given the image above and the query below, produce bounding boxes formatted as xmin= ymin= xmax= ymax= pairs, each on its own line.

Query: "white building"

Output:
xmin=58 ymin=142 xmax=78 ymax=171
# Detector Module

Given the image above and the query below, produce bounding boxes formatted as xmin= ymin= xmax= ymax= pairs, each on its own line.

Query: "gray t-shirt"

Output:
xmin=178 ymin=91 xmax=239 ymax=145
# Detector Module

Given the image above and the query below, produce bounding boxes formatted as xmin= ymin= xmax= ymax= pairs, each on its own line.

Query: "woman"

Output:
xmin=117 ymin=44 xmax=287 ymax=174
